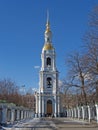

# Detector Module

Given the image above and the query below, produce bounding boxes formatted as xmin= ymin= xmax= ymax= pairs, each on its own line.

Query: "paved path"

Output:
xmin=53 ymin=118 xmax=98 ymax=130
xmin=1 ymin=118 xmax=98 ymax=130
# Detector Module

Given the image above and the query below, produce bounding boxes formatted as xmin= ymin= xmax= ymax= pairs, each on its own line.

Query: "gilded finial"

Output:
xmin=45 ymin=10 xmax=51 ymax=33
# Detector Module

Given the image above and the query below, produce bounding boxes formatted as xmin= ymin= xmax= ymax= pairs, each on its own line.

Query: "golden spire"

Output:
xmin=47 ymin=10 xmax=49 ymax=25
xmin=43 ymin=11 xmax=53 ymax=51
xmin=45 ymin=10 xmax=51 ymax=33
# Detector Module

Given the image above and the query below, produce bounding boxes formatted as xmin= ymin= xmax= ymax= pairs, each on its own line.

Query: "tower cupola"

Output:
xmin=43 ymin=12 xmax=54 ymax=51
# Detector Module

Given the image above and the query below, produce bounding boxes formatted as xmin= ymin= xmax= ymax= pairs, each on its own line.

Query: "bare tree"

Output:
xmin=65 ymin=52 xmax=93 ymax=105
xmin=83 ymin=5 xmax=98 ymax=102
xmin=0 ymin=79 xmax=18 ymax=100
xmin=0 ymin=79 xmax=22 ymax=105
xmin=61 ymin=5 xmax=98 ymax=108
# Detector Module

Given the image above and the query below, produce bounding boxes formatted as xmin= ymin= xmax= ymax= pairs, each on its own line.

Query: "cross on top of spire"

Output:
xmin=47 ymin=10 xmax=49 ymax=25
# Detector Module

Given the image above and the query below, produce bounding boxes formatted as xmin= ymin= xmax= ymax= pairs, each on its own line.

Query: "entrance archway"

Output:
xmin=47 ymin=100 xmax=52 ymax=116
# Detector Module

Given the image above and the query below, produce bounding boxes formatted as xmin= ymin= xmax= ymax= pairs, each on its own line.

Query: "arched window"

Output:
xmin=47 ymin=57 xmax=51 ymax=66
xmin=47 ymin=77 xmax=52 ymax=88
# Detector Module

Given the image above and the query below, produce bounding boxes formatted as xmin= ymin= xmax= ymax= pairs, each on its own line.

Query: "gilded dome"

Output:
xmin=43 ymin=43 xmax=53 ymax=51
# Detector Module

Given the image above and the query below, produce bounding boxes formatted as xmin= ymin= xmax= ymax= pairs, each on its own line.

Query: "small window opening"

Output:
xmin=47 ymin=57 xmax=51 ymax=66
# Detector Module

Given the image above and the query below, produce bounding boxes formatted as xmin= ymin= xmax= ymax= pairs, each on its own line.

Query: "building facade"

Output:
xmin=35 ymin=16 xmax=60 ymax=117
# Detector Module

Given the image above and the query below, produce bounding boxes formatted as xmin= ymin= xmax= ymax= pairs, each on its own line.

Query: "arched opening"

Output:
xmin=47 ymin=57 xmax=51 ymax=66
xmin=47 ymin=100 xmax=52 ymax=116
xmin=47 ymin=77 xmax=52 ymax=88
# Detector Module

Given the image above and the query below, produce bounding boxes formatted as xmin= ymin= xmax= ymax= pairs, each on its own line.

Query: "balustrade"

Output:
xmin=66 ymin=104 xmax=98 ymax=123
xmin=0 ymin=103 xmax=34 ymax=125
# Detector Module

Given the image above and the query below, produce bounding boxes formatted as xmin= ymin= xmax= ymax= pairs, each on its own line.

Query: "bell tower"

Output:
xmin=35 ymin=12 xmax=60 ymax=117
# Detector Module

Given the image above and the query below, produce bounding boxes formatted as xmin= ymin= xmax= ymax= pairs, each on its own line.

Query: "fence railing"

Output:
xmin=0 ymin=103 xmax=34 ymax=125
xmin=66 ymin=104 xmax=98 ymax=123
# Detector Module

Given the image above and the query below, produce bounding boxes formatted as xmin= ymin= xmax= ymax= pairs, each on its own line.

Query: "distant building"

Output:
xmin=23 ymin=94 xmax=36 ymax=111
xmin=35 ymin=14 xmax=60 ymax=117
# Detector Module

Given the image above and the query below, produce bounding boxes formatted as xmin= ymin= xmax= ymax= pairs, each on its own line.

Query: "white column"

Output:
xmin=66 ymin=109 xmax=68 ymax=117
xmin=21 ymin=110 xmax=23 ymax=119
xmin=82 ymin=106 xmax=85 ymax=120
xmin=95 ymin=104 xmax=98 ymax=123
xmin=77 ymin=107 xmax=80 ymax=119
xmin=55 ymin=97 xmax=57 ymax=117
xmin=42 ymin=95 xmax=44 ymax=117
xmin=25 ymin=110 xmax=27 ymax=118
xmin=1 ymin=107 xmax=7 ymax=124
xmin=11 ymin=109 xmax=15 ymax=123
xmin=74 ymin=108 xmax=77 ymax=118
xmin=88 ymin=105 xmax=91 ymax=122
xmin=68 ymin=109 xmax=71 ymax=117
xmin=36 ymin=94 xmax=38 ymax=113
xmin=39 ymin=93 xmax=41 ymax=117
xmin=58 ymin=96 xmax=60 ymax=117
xmin=69 ymin=109 xmax=71 ymax=117
xmin=71 ymin=109 xmax=74 ymax=118
xmin=67 ymin=109 xmax=69 ymax=117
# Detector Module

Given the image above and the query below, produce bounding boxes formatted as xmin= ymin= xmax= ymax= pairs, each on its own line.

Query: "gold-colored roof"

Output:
xmin=43 ymin=43 xmax=53 ymax=51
